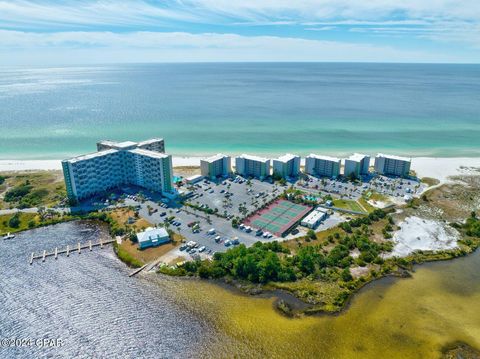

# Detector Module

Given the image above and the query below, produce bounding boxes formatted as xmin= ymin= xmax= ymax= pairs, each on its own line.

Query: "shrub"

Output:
xmin=4 ymin=184 xmax=32 ymax=202
xmin=8 ymin=213 xmax=21 ymax=228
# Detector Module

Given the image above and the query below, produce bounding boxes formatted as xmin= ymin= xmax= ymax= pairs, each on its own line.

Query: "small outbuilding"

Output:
xmin=301 ymin=208 xmax=328 ymax=229
xmin=137 ymin=227 xmax=170 ymax=249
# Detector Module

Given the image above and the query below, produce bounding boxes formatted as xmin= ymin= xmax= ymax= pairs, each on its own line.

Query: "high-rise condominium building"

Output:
xmin=62 ymin=139 xmax=173 ymax=201
xmin=235 ymin=154 xmax=270 ymax=180
xmin=97 ymin=138 xmax=165 ymax=153
xmin=200 ymin=154 xmax=232 ymax=179
xmin=344 ymin=153 xmax=370 ymax=178
xmin=305 ymin=154 xmax=341 ymax=178
xmin=272 ymin=154 xmax=301 ymax=178
xmin=374 ymin=154 xmax=411 ymax=177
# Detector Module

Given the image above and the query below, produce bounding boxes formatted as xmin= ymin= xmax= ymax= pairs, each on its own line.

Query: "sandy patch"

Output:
xmin=367 ymin=200 xmax=392 ymax=209
xmin=350 ymin=266 xmax=370 ymax=278
xmin=411 ymin=157 xmax=480 ymax=184
xmin=388 ymin=216 xmax=459 ymax=257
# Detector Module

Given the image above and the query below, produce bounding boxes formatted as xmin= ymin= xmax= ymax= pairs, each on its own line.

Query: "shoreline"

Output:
xmin=1 ymin=156 xmax=479 ymax=184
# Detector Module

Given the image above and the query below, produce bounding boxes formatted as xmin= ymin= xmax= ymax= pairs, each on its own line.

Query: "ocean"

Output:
xmin=0 ymin=63 xmax=479 ymax=160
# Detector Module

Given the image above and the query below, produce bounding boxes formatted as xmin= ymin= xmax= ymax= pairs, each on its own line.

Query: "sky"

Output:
xmin=1 ymin=0 xmax=480 ymax=65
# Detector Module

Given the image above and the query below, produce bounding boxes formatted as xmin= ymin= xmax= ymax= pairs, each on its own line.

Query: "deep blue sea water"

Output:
xmin=0 ymin=63 xmax=479 ymax=159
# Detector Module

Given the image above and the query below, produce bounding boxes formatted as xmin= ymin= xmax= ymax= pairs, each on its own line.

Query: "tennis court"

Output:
xmin=244 ymin=199 xmax=312 ymax=237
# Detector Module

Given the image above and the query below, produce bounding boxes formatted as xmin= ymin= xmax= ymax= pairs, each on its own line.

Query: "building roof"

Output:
xmin=64 ymin=149 xmax=119 ymax=163
xmin=376 ymin=153 xmax=411 ymax=162
xmin=346 ymin=153 xmax=369 ymax=162
xmin=98 ymin=140 xmax=138 ymax=149
xmin=137 ymin=138 xmax=164 ymax=146
xmin=186 ymin=174 xmax=204 ymax=182
xmin=129 ymin=148 xmax=170 ymax=159
xmin=275 ymin=153 xmax=299 ymax=163
xmin=307 ymin=154 xmax=341 ymax=162
xmin=237 ymin=154 xmax=269 ymax=163
xmin=203 ymin=153 xmax=229 ymax=163
xmin=115 ymin=141 xmax=138 ymax=149
xmin=137 ymin=227 xmax=169 ymax=244
xmin=301 ymin=209 xmax=327 ymax=225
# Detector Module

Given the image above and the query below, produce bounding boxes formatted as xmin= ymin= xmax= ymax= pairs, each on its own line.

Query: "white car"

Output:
xmin=198 ymin=246 xmax=206 ymax=252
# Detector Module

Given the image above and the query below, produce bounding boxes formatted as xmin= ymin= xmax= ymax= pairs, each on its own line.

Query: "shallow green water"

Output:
xmin=163 ymin=250 xmax=480 ymax=358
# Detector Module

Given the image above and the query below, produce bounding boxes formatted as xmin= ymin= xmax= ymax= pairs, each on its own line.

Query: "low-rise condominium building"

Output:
xmin=272 ymin=154 xmax=301 ymax=178
xmin=200 ymin=154 xmax=232 ymax=179
xmin=374 ymin=153 xmax=411 ymax=177
xmin=305 ymin=154 xmax=341 ymax=178
xmin=62 ymin=139 xmax=173 ymax=201
xmin=344 ymin=153 xmax=370 ymax=178
xmin=235 ymin=154 xmax=271 ymax=180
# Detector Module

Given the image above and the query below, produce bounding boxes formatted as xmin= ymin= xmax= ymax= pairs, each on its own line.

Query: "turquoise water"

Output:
xmin=0 ymin=63 xmax=479 ymax=160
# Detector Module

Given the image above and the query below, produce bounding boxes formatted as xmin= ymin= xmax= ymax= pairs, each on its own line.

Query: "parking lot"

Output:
xmin=108 ymin=173 xmax=425 ymax=263
xmin=296 ymin=174 xmax=425 ymax=201
xmin=131 ymin=194 xmax=286 ymax=261
xmin=184 ymin=176 xmax=281 ymax=219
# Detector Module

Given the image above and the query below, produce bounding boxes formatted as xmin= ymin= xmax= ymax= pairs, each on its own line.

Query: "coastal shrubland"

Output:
xmin=159 ymin=188 xmax=480 ymax=315
xmin=0 ymin=171 xmax=66 ymax=209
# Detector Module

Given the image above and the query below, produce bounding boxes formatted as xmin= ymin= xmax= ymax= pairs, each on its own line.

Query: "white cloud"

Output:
xmin=0 ymin=1 xmax=479 ymax=63
xmin=0 ymin=1 xmax=198 ymax=29
xmin=0 ymin=30 xmax=469 ymax=65
xmin=305 ymin=26 xmax=336 ymax=31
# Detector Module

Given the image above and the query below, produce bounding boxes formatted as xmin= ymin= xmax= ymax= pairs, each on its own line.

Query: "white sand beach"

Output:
xmin=1 ymin=156 xmax=479 ymax=182
xmin=0 ymin=157 xmax=204 ymax=171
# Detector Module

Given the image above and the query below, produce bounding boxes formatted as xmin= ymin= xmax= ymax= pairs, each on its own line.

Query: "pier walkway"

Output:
xmin=29 ymin=239 xmax=115 ymax=264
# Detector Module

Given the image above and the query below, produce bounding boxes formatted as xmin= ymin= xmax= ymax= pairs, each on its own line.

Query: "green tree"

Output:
xmin=306 ymin=229 xmax=316 ymax=240
xmin=341 ymin=268 xmax=353 ymax=282
xmin=8 ymin=213 xmax=21 ymax=228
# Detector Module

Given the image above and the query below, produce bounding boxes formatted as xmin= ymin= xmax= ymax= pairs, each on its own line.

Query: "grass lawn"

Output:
xmin=118 ymin=232 xmax=182 ymax=264
xmin=0 ymin=171 xmax=65 ymax=209
xmin=364 ymin=190 xmax=389 ymax=202
xmin=357 ymin=197 xmax=376 ymax=213
xmin=333 ymin=199 xmax=365 ymax=213
xmin=109 ymin=208 xmax=152 ymax=231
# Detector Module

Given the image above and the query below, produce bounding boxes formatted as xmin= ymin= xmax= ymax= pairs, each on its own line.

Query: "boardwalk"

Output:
xmin=30 ymin=239 xmax=115 ymax=264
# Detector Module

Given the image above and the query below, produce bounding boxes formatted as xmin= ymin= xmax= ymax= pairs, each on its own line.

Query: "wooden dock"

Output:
xmin=29 ymin=239 xmax=115 ymax=264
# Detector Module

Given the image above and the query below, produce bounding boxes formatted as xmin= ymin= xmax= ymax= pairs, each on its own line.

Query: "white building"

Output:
xmin=186 ymin=174 xmax=204 ymax=184
xmin=374 ymin=154 xmax=411 ymax=177
xmin=272 ymin=154 xmax=300 ymax=179
xmin=97 ymin=138 xmax=165 ymax=153
xmin=344 ymin=153 xmax=370 ymax=178
xmin=200 ymin=154 xmax=231 ymax=179
xmin=235 ymin=154 xmax=270 ymax=180
xmin=62 ymin=139 xmax=174 ymax=201
xmin=301 ymin=208 xmax=328 ymax=229
xmin=137 ymin=227 xmax=170 ymax=249
xmin=305 ymin=154 xmax=341 ymax=178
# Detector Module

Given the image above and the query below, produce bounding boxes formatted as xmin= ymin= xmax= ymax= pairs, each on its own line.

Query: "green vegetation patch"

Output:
xmin=333 ymin=199 xmax=365 ymax=212
xmin=0 ymin=171 xmax=66 ymax=209
xmin=113 ymin=241 xmax=144 ymax=268
xmin=0 ymin=212 xmax=38 ymax=233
